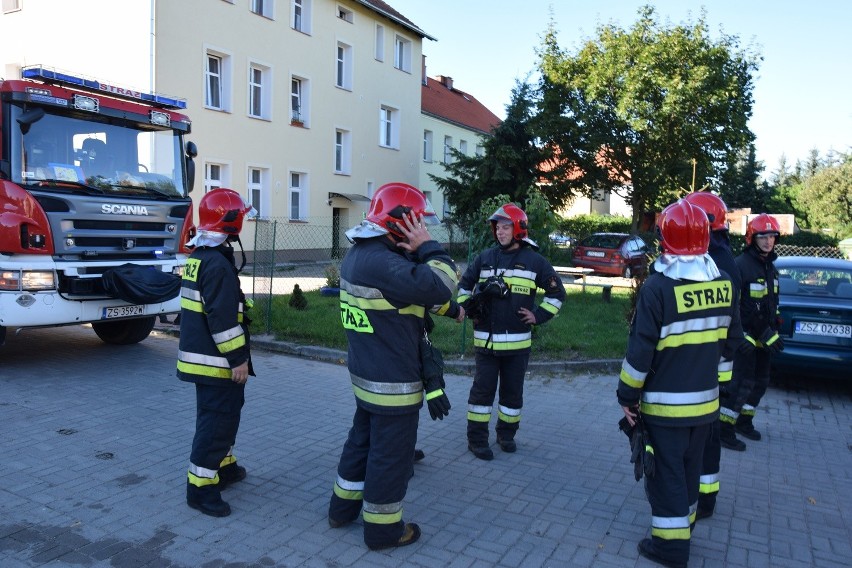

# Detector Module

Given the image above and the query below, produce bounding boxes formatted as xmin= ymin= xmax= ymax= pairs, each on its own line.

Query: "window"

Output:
xmin=459 ymin=140 xmax=468 ymax=156
xmin=205 ymin=50 xmax=232 ymax=111
xmin=366 ymin=180 xmax=375 ymax=199
xmin=292 ymin=0 xmax=311 ymax=33
xmin=337 ymin=5 xmax=353 ymax=22
xmin=289 ymin=75 xmax=310 ymax=126
xmin=335 ymin=42 xmax=353 ymax=90
xmin=247 ymin=167 xmax=268 ymax=218
xmin=289 ymin=172 xmax=308 ymax=220
xmin=379 ymin=105 xmax=399 ymax=149
xmin=248 ymin=63 xmax=272 ymax=120
xmin=423 ymin=130 xmax=433 ymax=162
xmin=251 ymin=0 xmax=274 ymax=18
xmin=394 ymin=35 xmax=411 ymax=73
xmin=375 ymin=24 xmax=385 ymax=61
xmin=3 ymin=0 xmax=22 ymax=13
xmin=334 ymin=129 xmax=351 ymax=174
xmin=443 ymin=193 xmax=452 ymax=217
xmin=443 ymin=136 xmax=453 ymax=164
xmin=475 ymin=144 xmax=484 ymax=157
xmin=204 ymin=162 xmax=229 ymax=193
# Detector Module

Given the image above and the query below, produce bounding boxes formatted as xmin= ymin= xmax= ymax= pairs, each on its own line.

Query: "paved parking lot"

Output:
xmin=1 ymin=325 xmax=850 ymax=567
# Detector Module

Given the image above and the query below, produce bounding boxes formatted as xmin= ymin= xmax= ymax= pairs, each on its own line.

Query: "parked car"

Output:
xmin=571 ymin=233 xmax=650 ymax=277
xmin=549 ymin=232 xmax=575 ymax=247
xmin=772 ymin=256 xmax=852 ymax=379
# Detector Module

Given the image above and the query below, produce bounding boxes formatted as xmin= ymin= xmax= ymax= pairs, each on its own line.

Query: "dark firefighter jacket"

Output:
xmin=735 ymin=245 xmax=780 ymax=340
xmin=618 ymin=271 xmax=741 ymax=427
xmin=708 ymin=232 xmax=745 ymax=384
xmin=176 ymin=245 xmax=251 ymax=386
xmin=339 ymin=237 xmax=458 ymax=415
xmin=457 ymin=244 xmax=565 ymax=355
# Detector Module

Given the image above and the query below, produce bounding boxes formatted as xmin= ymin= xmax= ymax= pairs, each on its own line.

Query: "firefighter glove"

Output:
xmin=759 ymin=328 xmax=784 ymax=353
xmin=738 ymin=336 xmax=756 ymax=355
xmin=425 ymin=386 xmax=451 ymax=420
xmin=618 ymin=415 xmax=644 ymax=481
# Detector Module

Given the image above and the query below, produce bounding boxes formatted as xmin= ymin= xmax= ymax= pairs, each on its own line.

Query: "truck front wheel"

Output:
xmin=92 ymin=316 xmax=156 ymax=345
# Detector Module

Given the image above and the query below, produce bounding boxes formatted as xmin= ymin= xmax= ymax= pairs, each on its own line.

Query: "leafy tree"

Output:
xmin=536 ymin=6 xmax=760 ymax=230
xmin=719 ymin=143 xmax=768 ymax=210
xmin=795 ymin=155 xmax=852 ymax=238
xmin=431 ymin=81 xmax=544 ymax=229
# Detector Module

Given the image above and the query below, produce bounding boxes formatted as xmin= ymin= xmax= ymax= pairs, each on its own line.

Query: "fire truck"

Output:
xmin=0 ymin=66 xmax=197 ymax=347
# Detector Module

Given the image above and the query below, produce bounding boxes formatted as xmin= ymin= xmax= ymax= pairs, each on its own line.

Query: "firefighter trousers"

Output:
xmin=644 ymin=422 xmax=710 ymax=566
xmin=698 ymin=420 xmax=720 ymax=513
xmin=721 ymin=348 xmax=771 ymax=424
xmin=188 ymin=383 xmax=245 ymax=488
xmin=329 ymin=406 xmax=419 ymax=549
xmin=467 ymin=351 xmax=529 ymax=446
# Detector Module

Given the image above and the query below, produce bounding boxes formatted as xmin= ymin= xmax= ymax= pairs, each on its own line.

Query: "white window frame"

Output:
xmin=379 ymin=105 xmax=399 ymax=149
xmin=251 ymin=0 xmax=274 ymax=18
xmin=248 ymin=62 xmax=272 ymax=120
xmin=290 ymin=74 xmax=311 ymax=126
xmin=337 ymin=5 xmax=353 ymax=22
xmin=289 ymin=171 xmax=308 ymax=221
xmin=3 ymin=0 xmax=22 ymax=14
xmin=443 ymin=135 xmax=453 ymax=164
xmin=204 ymin=161 xmax=231 ymax=194
xmin=334 ymin=129 xmax=352 ymax=174
xmin=292 ymin=0 xmax=312 ymax=33
xmin=247 ymin=166 xmax=269 ymax=219
xmin=375 ymin=24 xmax=385 ymax=61
xmin=475 ymin=144 xmax=484 ymax=157
xmin=423 ymin=130 xmax=433 ymax=162
xmin=459 ymin=140 xmax=468 ymax=156
xmin=204 ymin=48 xmax=232 ymax=112
xmin=335 ymin=41 xmax=353 ymax=90
xmin=394 ymin=34 xmax=412 ymax=73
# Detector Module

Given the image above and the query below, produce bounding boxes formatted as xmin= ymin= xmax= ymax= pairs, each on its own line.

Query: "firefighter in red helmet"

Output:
xmin=457 ymin=203 xmax=565 ymax=460
xmin=328 ymin=182 xmax=463 ymax=550
xmin=178 ymin=188 xmax=257 ymax=517
xmin=720 ymin=213 xmax=783 ymax=450
xmin=682 ymin=192 xmax=745 ymax=519
xmin=618 ymin=200 xmax=741 ymax=567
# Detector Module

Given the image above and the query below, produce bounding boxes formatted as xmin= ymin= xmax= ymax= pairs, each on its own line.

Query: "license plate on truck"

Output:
xmin=103 ymin=305 xmax=144 ymax=319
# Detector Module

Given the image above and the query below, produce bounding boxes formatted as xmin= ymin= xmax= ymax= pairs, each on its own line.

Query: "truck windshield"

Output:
xmin=11 ymin=104 xmax=187 ymax=198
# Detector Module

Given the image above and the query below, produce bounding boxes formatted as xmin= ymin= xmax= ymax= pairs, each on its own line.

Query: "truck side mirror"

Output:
xmin=185 ymin=141 xmax=197 ymax=193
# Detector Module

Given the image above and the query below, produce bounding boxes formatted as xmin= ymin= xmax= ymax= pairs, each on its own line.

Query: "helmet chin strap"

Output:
xmin=227 ymin=234 xmax=248 ymax=273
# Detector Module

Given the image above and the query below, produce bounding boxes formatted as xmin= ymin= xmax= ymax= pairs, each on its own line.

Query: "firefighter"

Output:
xmin=458 ymin=204 xmax=565 ymax=460
xmin=178 ymin=188 xmax=257 ymax=518
xmin=618 ymin=200 xmax=741 ymax=568
xmin=720 ymin=213 xmax=784 ymax=450
xmin=683 ymin=191 xmax=745 ymax=519
xmin=328 ymin=182 xmax=460 ymax=550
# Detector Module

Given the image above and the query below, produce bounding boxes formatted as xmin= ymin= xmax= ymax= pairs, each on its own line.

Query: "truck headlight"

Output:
xmin=0 ymin=270 xmax=21 ymax=291
xmin=22 ymin=270 xmax=56 ymax=291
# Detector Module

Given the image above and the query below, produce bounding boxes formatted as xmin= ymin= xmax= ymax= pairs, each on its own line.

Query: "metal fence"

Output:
xmin=775 ymin=244 xmax=846 ymax=259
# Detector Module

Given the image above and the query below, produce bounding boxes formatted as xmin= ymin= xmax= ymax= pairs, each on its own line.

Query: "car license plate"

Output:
xmin=795 ymin=321 xmax=852 ymax=338
xmin=103 ymin=305 xmax=144 ymax=319
xmin=586 ymin=251 xmax=606 ymax=258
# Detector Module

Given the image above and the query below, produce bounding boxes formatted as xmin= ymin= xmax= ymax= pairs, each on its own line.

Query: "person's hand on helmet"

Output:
xmin=396 ymin=212 xmax=431 ymax=253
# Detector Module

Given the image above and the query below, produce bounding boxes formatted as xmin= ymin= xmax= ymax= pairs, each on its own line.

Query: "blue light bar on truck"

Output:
xmin=21 ymin=66 xmax=187 ymax=110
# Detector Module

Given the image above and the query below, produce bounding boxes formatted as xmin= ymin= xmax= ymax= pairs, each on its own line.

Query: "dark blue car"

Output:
xmin=773 ymin=256 xmax=852 ymax=379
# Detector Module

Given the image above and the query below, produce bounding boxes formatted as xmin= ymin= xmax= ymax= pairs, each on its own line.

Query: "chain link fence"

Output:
xmin=775 ymin=244 xmax=846 ymax=259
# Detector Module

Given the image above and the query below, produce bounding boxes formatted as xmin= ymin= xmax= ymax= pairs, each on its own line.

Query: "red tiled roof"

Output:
xmin=421 ymin=76 xmax=502 ymax=135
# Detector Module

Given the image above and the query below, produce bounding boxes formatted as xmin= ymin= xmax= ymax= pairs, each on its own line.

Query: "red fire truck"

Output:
xmin=0 ymin=66 xmax=197 ymax=347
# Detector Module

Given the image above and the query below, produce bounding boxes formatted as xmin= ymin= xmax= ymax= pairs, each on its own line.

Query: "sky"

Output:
xmin=389 ymin=0 xmax=851 ymax=178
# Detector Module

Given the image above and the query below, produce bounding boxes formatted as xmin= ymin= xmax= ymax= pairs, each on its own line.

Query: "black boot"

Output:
xmin=218 ymin=463 xmax=247 ymax=490
xmin=736 ymin=415 xmax=761 ymax=440
xmin=187 ymin=483 xmax=231 ymax=517
xmin=720 ymin=421 xmax=746 ymax=451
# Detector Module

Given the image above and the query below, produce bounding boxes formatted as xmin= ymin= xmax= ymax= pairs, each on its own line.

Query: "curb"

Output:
xmin=153 ymin=326 xmax=621 ymax=377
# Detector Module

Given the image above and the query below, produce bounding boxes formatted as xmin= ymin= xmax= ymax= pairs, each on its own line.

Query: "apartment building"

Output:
xmin=420 ymin=74 xmax=501 ymax=220
xmin=1 ymin=0 xmax=432 ymax=254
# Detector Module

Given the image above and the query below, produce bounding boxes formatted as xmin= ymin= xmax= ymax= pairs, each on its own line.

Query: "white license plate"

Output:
xmin=795 ymin=321 xmax=852 ymax=338
xmin=103 ymin=305 xmax=144 ymax=319
xmin=586 ymin=251 xmax=606 ymax=258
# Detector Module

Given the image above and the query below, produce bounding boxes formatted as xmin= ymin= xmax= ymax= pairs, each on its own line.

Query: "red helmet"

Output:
xmin=197 ymin=188 xmax=255 ymax=234
xmin=658 ymin=200 xmax=710 ymax=255
xmin=745 ymin=213 xmax=780 ymax=245
xmin=683 ymin=191 xmax=728 ymax=231
xmin=366 ymin=182 xmax=438 ymax=238
xmin=489 ymin=203 xmax=528 ymax=242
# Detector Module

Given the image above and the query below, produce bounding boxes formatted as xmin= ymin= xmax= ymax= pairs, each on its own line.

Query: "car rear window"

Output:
xmin=582 ymin=234 xmax=625 ymax=249
xmin=779 ymin=266 xmax=852 ymax=297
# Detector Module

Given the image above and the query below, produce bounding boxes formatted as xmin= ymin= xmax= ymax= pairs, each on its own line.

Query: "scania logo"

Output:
xmin=101 ymin=204 xmax=149 ymax=215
